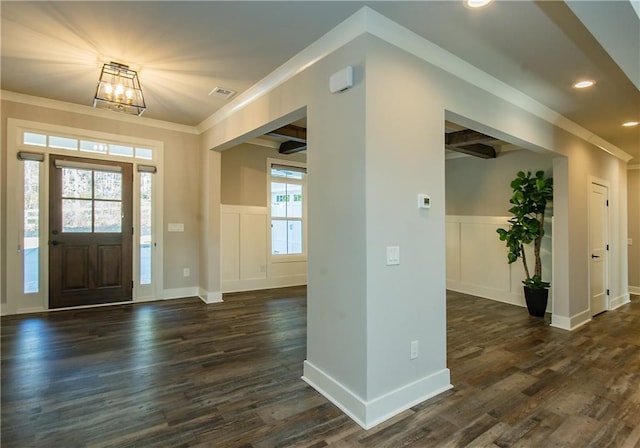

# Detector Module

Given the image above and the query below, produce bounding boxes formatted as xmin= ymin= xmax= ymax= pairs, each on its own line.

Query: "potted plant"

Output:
xmin=496 ymin=170 xmax=553 ymax=317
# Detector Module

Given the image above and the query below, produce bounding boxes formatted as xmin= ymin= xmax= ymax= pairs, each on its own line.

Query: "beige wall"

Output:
xmin=221 ymin=142 xmax=306 ymax=207
xmin=445 ymin=149 xmax=554 ymax=216
xmin=629 ymin=168 xmax=640 ymax=291
xmin=1 ymin=100 xmax=202 ymax=301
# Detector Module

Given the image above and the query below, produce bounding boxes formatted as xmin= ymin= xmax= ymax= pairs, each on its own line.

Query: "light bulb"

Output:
xmin=465 ymin=0 xmax=493 ymax=8
xmin=125 ymin=89 xmax=133 ymax=99
xmin=115 ymin=84 xmax=124 ymax=97
xmin=573 ymin=80 xmax=595 ymax=89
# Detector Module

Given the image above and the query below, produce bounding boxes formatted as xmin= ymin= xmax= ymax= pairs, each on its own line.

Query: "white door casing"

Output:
xmin=589 ymin=181 xmax=609 ymax=316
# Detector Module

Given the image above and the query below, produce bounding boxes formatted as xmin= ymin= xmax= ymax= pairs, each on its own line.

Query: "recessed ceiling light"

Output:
xmin=573 ymin=80 xmax=595 ymax=89
xmin=622 ymin=121 xmax=639 ymax=127
xmin=465 ymin=0 xmax=493 ymax=8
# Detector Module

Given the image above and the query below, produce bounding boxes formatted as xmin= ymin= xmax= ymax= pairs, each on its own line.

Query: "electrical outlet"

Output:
xmin=410 ymin=340 xmax=419 ymax=360
xmin=183 ymin=268 xmax=190 ymax=277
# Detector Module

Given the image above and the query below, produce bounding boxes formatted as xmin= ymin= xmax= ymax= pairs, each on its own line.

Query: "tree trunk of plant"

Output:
xmin=534 ymin=210 xmax=545 ymax=278
xmin=520 ymin=243 xmax=530 ymax=280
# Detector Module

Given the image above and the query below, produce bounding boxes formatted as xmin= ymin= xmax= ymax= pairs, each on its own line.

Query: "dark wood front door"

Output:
xmin=49 ymin=155 xmax=133 ymax=308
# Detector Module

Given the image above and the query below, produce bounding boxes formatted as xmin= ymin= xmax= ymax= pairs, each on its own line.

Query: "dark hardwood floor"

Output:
xmin=2 ymin=289 xmax=639 ymax=447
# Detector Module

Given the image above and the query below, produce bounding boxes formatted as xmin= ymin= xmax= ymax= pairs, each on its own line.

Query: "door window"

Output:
xmin=60 ymin=167 xmax=123 ymax=233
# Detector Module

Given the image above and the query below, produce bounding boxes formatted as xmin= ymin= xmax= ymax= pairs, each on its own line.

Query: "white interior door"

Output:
xmin=589 ymin=182 xmax=608 ymax=316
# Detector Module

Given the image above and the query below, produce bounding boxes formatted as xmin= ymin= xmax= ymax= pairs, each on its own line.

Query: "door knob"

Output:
xmin=591 ymin=254 xmax=600 ymax=258
xmin=51 ymin=240 xmax=60 ymax=246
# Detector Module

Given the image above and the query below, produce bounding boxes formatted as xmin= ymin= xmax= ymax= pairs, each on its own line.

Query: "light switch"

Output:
xmin=168 ymin=223 xmax=184 ymax=232
xmin=386 ymin=246 xmax=400 ymax=265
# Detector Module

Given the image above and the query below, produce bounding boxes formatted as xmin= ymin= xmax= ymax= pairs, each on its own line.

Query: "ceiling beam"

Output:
xmin=446 ymin=143 xmax=496 ymax=159
xmin=445 ymin=129 xmax=496 ymax=147
xmin=268 ymin=124 xmax=307 ymax=143
xmin=279 ymin=140 xmax=307 ymax=154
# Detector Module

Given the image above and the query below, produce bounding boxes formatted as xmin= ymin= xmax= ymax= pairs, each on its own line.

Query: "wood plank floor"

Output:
xmin=2 ymin=288 xmax=639 ymax=447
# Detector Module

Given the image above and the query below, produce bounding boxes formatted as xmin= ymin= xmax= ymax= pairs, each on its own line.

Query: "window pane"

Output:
xmin=49 ymin=136 xmax=78 ymax=150
xmin=287 ymin=184 xmax=303 ymax=218
xmin=109 ymin=144 xmax=134 ymax=157
xmin=24 ymin=161 xmax=40 ymax=293
xmin=62 ymin=168 xmax=92 ymax=199
xmin=271 ymin=182 xmax=288 ymax=218
xmin=271 ymin=220 xmax=288 ymax=255
xmin=271 ymin=220 xmax=302 ymax=255
xmin=135 ymin=147 xmax=153 ymax=160
xmin=94 ymin=201 xmax=122 ymax=233
xmin=287 ymin=220 xmax=303 ymax=254
xmin=80 ymin=140 xmax=108 ymax=154
xmin=62 ymin=199 xmax=92 ymax=232
xmin=271 ymin=168 xmax=304 ymax=179
xmin=94 ymin=171 xmax=122 ymax=200
xmin=140 ymin=172 xmax=152 ymax=285
xmin=23 ymin=132 xmax=47 ymax=147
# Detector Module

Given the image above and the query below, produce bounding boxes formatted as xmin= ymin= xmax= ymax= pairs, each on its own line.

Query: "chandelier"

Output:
xmin=93 ymin=62 xmax=146 ymax=116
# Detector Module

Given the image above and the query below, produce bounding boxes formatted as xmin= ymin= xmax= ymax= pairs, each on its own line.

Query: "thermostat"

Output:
xmin=417 ymin=194 xmax=431 ymax=209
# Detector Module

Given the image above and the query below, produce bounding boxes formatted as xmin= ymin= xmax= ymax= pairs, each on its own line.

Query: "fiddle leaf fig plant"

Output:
xmin=496 ymin=170 xmax=553 ymax=290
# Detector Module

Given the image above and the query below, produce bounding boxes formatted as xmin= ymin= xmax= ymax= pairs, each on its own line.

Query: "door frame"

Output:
xmin=587 ymin=176 xmax=610 ymax=315
xmin=4 ymin=118 xmax=164 ymax=314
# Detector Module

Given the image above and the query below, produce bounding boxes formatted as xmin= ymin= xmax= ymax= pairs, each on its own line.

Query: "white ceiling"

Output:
xmin=2 ymin=1 xmax=638 ymax=162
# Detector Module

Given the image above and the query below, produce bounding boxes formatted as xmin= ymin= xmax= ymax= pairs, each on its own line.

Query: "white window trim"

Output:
xmin=5 ymin=118 xmax=164 ymax=314
xmin=267 ymin=157 xmax=307 ymax=263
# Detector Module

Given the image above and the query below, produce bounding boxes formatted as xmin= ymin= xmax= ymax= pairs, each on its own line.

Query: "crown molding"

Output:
xmin=196 ymin=6 xmax=631 ymax=163
xmin=1 ymin=90 xmax=199 ymax=135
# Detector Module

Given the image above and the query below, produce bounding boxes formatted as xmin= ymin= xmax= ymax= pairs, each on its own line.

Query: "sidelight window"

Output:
xmin=23 ymin=160 xmax=41 ymax=293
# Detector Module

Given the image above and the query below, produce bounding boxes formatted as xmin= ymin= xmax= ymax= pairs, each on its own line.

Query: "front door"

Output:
xmin=49 ymin=155 xmax=133 ymax=308
xmin=589 ymin=182 xmax=609 ymax=316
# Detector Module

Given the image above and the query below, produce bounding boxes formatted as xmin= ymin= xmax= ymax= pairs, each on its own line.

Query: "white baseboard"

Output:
xmin=447 ymin=282 xmax=553 ymax=314
xmin=222 ymin=274 xmax=307 ymax=293
xmin=162 ymin=287 xmax=200 ymax=300
xmin=447 ymin=282 xmax=523 ymax=306
xmin=302 ymin=360 xmax=452 ymax=430
xmin=610 ymin=294 xmax=631 ymax=309
xmin=199 ymin=289 xmax=223 ymax=304
xmin=629 ymin=286 xmax=640 ymax=296
xmin=551 ymin=309 xmax=591 ymax=331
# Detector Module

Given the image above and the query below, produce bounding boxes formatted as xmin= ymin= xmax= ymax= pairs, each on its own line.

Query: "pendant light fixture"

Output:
xmin=93 ymin=62 xmax=146 ymax=116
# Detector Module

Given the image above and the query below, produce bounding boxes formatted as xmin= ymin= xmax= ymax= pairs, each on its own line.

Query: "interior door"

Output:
xmin=49 ymin=155 xmax=133 ymax=308
xmin=589 ymin=182 xmax=608 ymax=316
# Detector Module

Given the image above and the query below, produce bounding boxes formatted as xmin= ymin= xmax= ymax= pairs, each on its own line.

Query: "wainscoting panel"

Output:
xmin=446 ymin=215 xmax=542 ymax=309
xmin=221 ymin=205 xmax=307 ymax=293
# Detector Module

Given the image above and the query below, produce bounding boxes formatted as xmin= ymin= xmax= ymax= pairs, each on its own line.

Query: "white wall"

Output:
xmin=198 ymin=8 xmax=631 ymax=428
xmin=628 ymin=168 xmax=640 ymax=294
xmin=446 ymin=215 xmax=551 ymax=311
xmin=444 ymin=149 xmax=554 ymax=309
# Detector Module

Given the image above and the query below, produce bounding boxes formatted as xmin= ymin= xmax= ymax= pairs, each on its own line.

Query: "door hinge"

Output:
xmin=606 ymin=244 xmax=609 ymax=251
xmin=132 ymin=226 xmax=134 ymax=235
xmin=607 ymin=289 xmax=610 ymax=295
xmin=132 ymin=281 xmax=134 ymax=290
xmin=606 ymin=200 xmax=609 ymax=206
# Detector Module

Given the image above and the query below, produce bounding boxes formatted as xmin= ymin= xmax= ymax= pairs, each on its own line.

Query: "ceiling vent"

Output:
xmin=208 ymin=86 xmax=236 ymax=100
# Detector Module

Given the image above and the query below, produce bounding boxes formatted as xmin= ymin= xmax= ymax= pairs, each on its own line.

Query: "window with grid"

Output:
xmin=270 ymin=163 xmax=306 ymax=256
